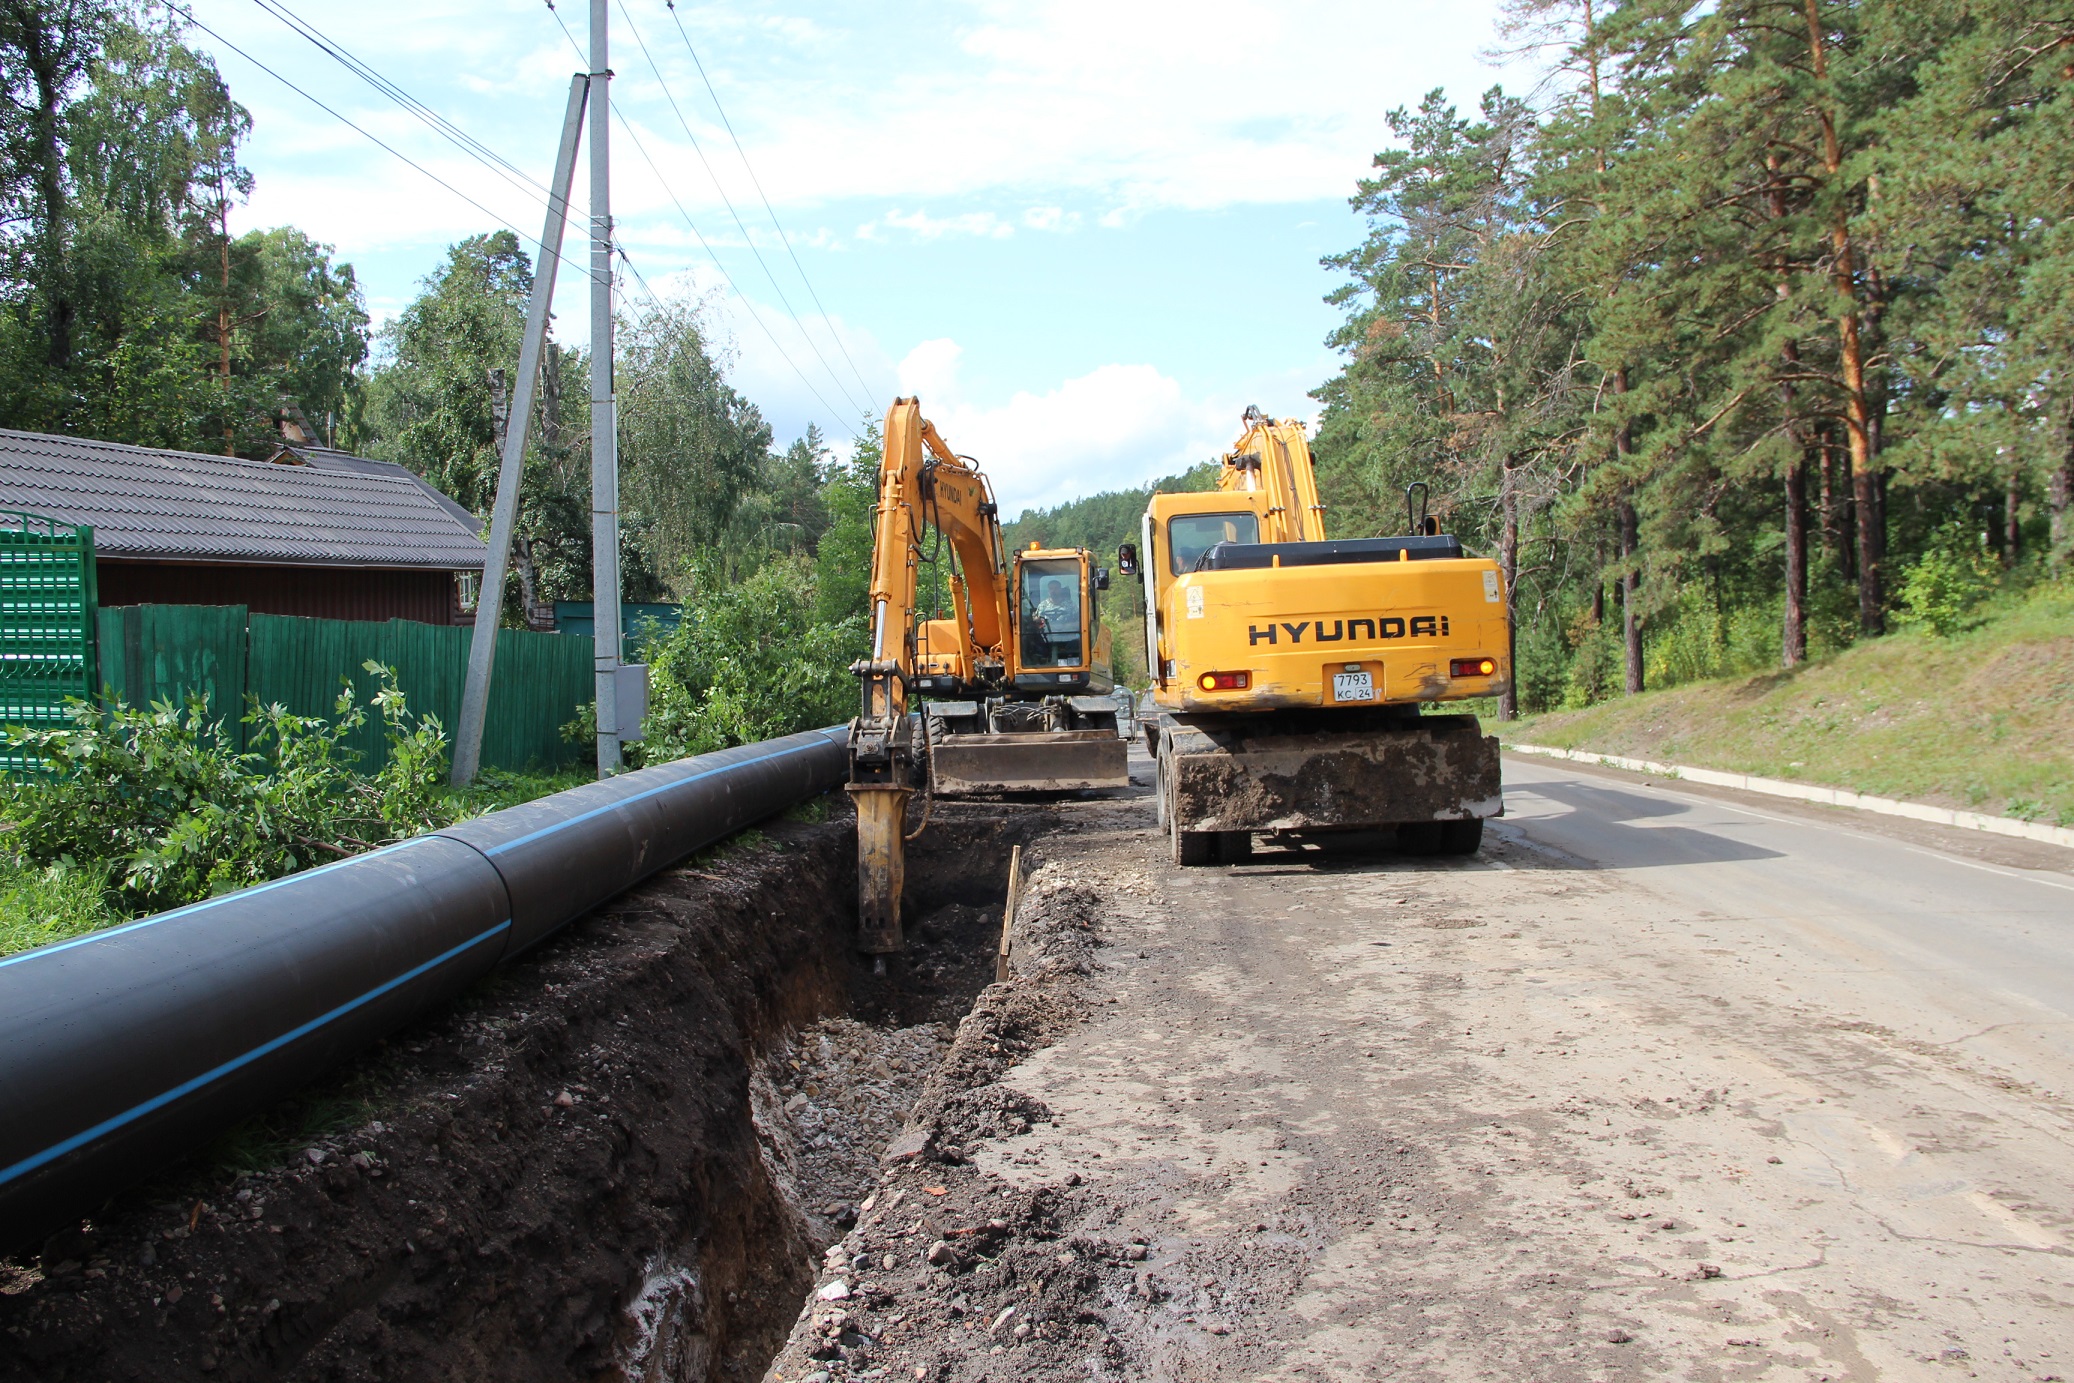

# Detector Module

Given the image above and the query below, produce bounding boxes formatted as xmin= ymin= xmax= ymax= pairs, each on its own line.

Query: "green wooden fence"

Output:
xmin=93 ymin=605 xmax=592 ymax=773
xmin=0 ymin=513 xmax=98 ymax=774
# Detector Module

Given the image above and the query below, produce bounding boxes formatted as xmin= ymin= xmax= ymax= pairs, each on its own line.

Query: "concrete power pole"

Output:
xmin=450 ymin=73 xmax=590 ymax=787
xmin=589 ymin=0 xmax=623 ymax=777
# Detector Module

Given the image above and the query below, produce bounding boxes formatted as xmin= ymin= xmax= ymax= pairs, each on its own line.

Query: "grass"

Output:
xmin=0 ymin=860 xmax=128 ymax=955
xmin=0 ymin=763 xmax=596 ymax=960
xmin=1503 ymin=578 xmax=2074 ymax=826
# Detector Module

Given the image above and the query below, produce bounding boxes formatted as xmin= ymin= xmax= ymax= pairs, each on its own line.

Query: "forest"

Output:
xmin=1307 ymin=0 xmax=2074 ymax=715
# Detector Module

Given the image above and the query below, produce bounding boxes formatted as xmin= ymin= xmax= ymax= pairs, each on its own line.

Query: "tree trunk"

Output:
xmin=1784 ymin=458 xmax=1808 ymax=666
xmin=1498 ymin=459 xmax=1519 ymax=720
xmin=2053 ymin=411 xmax=2073 ymax=565
xmin=1620 ymin=499 xmax=1643 ymax=695
xmin=1611 ymin=366 xmax=1643 ymax=695
xmin=24 ymin=18 xmax=73 ymax=369
xmin=2005 ymin=462 xmax=2022 ymax=566
xmin=1804 ymin=0 xmax=1884 ymax=635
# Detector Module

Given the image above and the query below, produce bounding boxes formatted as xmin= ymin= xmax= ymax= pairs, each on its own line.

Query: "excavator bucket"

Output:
xmin=928 ymin=730 xmax=1129 ymax=796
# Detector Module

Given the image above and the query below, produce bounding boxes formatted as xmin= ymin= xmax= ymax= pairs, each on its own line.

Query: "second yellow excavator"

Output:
xmin=848 ymin=397 xmax=1127 ymax=952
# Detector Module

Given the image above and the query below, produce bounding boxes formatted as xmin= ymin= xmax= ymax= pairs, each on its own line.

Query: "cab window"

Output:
xmin=1168 ymin=513 xmax=1260 ymax=574
xmin=1019 ymin=559 xmax=1083 ymax=669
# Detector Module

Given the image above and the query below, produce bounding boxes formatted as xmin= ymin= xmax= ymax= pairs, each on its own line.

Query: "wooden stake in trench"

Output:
xmin=995 ymin=844 xmax=1022 ymax=983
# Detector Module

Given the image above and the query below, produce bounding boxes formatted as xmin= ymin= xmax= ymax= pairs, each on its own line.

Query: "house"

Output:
xmin=0 ymin=427 xmax=486 ymax=625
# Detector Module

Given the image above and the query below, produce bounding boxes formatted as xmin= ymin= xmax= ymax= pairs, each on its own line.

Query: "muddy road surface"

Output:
xmin=773 ymin=749 xmax=2074 ymax=1382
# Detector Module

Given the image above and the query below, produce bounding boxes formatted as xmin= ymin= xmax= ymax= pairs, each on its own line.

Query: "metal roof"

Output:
xmin=0 ymin=428 xmax=487 ymax=571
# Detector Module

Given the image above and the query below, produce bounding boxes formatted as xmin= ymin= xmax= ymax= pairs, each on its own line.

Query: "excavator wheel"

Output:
xmin=1398 ymin=818 xmax=1483 ymax=857
xmin=1163 ymin=761 xmax=1214 ymax=866
xmin=1172 ymin=817 xmax=1215 ymax=867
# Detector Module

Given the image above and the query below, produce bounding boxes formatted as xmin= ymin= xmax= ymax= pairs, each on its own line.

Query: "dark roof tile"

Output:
xmin=0 ymin=428 xmax=486 ymax=570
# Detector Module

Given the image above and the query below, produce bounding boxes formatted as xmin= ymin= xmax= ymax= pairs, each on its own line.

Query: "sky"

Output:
xmin=186 ymin=0 xmax=1547 ymax=516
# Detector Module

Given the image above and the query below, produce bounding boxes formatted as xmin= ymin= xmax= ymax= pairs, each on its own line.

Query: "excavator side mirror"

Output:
xmin=1117 ymin=543 xmax=1139 ymax=577
xmin=1095 ymin=568 xmax=1111 ymax=591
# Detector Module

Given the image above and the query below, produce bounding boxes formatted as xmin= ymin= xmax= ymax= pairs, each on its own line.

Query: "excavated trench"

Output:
xmin=0 ymin=799 xmax=1053 ymax=1383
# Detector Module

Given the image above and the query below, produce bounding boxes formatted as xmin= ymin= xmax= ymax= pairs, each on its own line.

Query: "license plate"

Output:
xmin=1332 ymin=671 xmax=1375 ymax=702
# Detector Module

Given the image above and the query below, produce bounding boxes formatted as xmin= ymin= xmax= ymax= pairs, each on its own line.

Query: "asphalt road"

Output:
xmin=925 ymin=748 xmax=2074 ymax=1380
xmin=1498 ymin=753 xmax=2074 ymax=1088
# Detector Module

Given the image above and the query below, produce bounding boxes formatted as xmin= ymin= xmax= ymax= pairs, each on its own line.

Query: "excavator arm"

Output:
xmin=849 ymin=398 xmax=1014 ymax=954
xmin=850 ymin=397 xmax=1128 ymax=954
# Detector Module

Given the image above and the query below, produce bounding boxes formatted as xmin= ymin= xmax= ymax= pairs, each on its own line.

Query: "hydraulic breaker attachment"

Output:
xmin=848 ymin=658 xmax=915 ymax=953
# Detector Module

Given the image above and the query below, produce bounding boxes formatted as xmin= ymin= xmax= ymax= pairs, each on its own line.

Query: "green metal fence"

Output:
xmin=92 ymin=606 xmax=593 ymax=774
xmin=0 ymin=513 xmax=98 ymax=774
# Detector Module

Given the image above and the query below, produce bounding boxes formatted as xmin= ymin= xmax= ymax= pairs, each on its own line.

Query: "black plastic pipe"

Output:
xmin=0 ymin=726 xmax=847 ymax=1255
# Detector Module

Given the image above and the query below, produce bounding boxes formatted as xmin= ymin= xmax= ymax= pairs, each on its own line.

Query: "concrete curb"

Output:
xmin=1505 ymin=742 xmax=2074 ymax=851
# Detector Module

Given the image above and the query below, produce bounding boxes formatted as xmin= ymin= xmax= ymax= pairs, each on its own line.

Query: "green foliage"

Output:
xmin=1 ymin=662 xmax=451 ymax=914
xmin=814 ymin=419 xmax=880 ymax=625
xmin=638 ymin=556 xmax=864 ymax=761
xmin=1308 ymin=0 xmax=2074 ymax=714
xmin=0 ymin=2 xmax=369 ymax=453
xmin=1896 ymin=522 xmax=2001 ymax=637
xmin=0 ymin=857 xmax=123 ymax=956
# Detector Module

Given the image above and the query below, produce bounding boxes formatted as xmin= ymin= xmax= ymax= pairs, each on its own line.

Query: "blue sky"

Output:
xmin=187 ymin=0 xmax=1545 ymax=515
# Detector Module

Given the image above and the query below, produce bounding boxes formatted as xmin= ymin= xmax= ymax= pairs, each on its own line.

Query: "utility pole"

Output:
xmin=449 ymin=73 xmax=590 ymax=786
xmin=590 ymin=0 xmax=624 ymax=777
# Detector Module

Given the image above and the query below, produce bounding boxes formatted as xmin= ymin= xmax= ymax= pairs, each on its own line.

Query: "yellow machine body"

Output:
xmin=1140 ymin=411 xmax=1511 ymax=865
xmin=848 ymin=399 xmax=1127 ymax=950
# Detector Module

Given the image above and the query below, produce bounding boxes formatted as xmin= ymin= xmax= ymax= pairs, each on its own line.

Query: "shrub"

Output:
xmin=1897 ymin=521 xmax=2001 ymax=637
xmin=1 ymin=662 xmax=452 ymax=914
xmin=639 ymin=556 xmax=866 ymax=761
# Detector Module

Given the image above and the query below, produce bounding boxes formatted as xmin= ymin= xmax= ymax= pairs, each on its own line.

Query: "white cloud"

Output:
xmin=196 ymin=0 xmax=1544 ymax=241
xmin=891 ymin=339 xmax=1314 ymax=516
xmin=856 ymin=209 xmax=1016 ymax=242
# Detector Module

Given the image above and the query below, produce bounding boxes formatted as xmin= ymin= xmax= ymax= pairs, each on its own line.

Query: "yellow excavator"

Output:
xmin=849 ymin=397 xmax=1127 ymax=951
xmin=1136 ymin=407 xmax=1509 ymax=864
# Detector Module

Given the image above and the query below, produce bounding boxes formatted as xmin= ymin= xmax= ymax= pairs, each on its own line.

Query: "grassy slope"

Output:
xmin=1503 ymin=580 xmax=2074 ymax=826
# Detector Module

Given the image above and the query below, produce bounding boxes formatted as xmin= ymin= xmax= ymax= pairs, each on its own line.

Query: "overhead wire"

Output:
xmin=174 ymin=1 xmax=593 ymax=285
xmin=247 ymin=0 xmax=553 ymax=201
xmin=542 ymin=2 xmax=853 ymax=434
xmin=613 ymin=0 xmax=867 ymax=419
xmin=663 ymin=0 xmax=882 ymax=407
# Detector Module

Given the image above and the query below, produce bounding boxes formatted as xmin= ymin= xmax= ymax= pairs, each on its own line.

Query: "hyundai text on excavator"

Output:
xmin=1135 ymin=407 xmax=1509 ymax=865
xmin=848 ymin=397 xmax=1127 ymax=952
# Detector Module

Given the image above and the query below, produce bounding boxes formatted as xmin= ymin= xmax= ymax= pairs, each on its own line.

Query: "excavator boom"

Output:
xmin=848 ymin=398 xmax=1126 ymax=952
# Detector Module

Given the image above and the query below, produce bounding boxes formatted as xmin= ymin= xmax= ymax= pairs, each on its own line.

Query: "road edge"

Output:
xmin=1508 ymin=741 xmax=2074 ymax=850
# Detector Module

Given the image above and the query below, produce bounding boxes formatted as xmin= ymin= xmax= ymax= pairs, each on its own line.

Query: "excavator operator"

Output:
xmin=1023 ymin=572 xmax=1083 ymax=668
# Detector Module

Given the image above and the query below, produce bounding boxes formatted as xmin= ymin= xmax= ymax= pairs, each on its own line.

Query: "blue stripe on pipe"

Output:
xmin=0 ymin=919 xmax=512 ymax=1189
xmin=483 ymin=737 xmax=831 ymax=859
xmin=0 ymin=835 xmax=443 ymax=972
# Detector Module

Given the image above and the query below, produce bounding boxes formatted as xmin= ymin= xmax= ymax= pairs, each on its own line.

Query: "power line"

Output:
xmin=248 ymin=0 xmax=552 ymax=203
xmin=543 ymin=3 xmax=854 ymax=434
xmin=172 ymin=2 xmax=593 ymax=285
xmin=664 ymin=0 xmax=882 ymax=407
xmin=614 ymin=0 xmax=867 ymax=419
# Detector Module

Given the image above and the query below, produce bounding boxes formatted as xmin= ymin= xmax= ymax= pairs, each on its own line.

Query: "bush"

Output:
xmin=1 ymin=662 xmax=453 ymax=914
xmin=636 ymin=556 xmax=867 ymax=762
xmin=1897 ymin=521 xmax=2001 ymax=637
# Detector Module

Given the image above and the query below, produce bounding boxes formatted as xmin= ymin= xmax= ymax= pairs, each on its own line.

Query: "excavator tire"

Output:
xmin=1397 ymin=818 xmax=1483 ymax=857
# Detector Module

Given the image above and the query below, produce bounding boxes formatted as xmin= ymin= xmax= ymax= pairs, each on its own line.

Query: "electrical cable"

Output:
xmin=543 ymin=2 xmax=852 ymax=434
xmin=171 ymin=2 xmax=593 ymax=284
xmin=615 ymin=0 xmax=867 ymax=419
xmin=247 ymin=0 xmax=553 ymax=201
xmin=664 ymin=0 xmax=883 ymax=407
